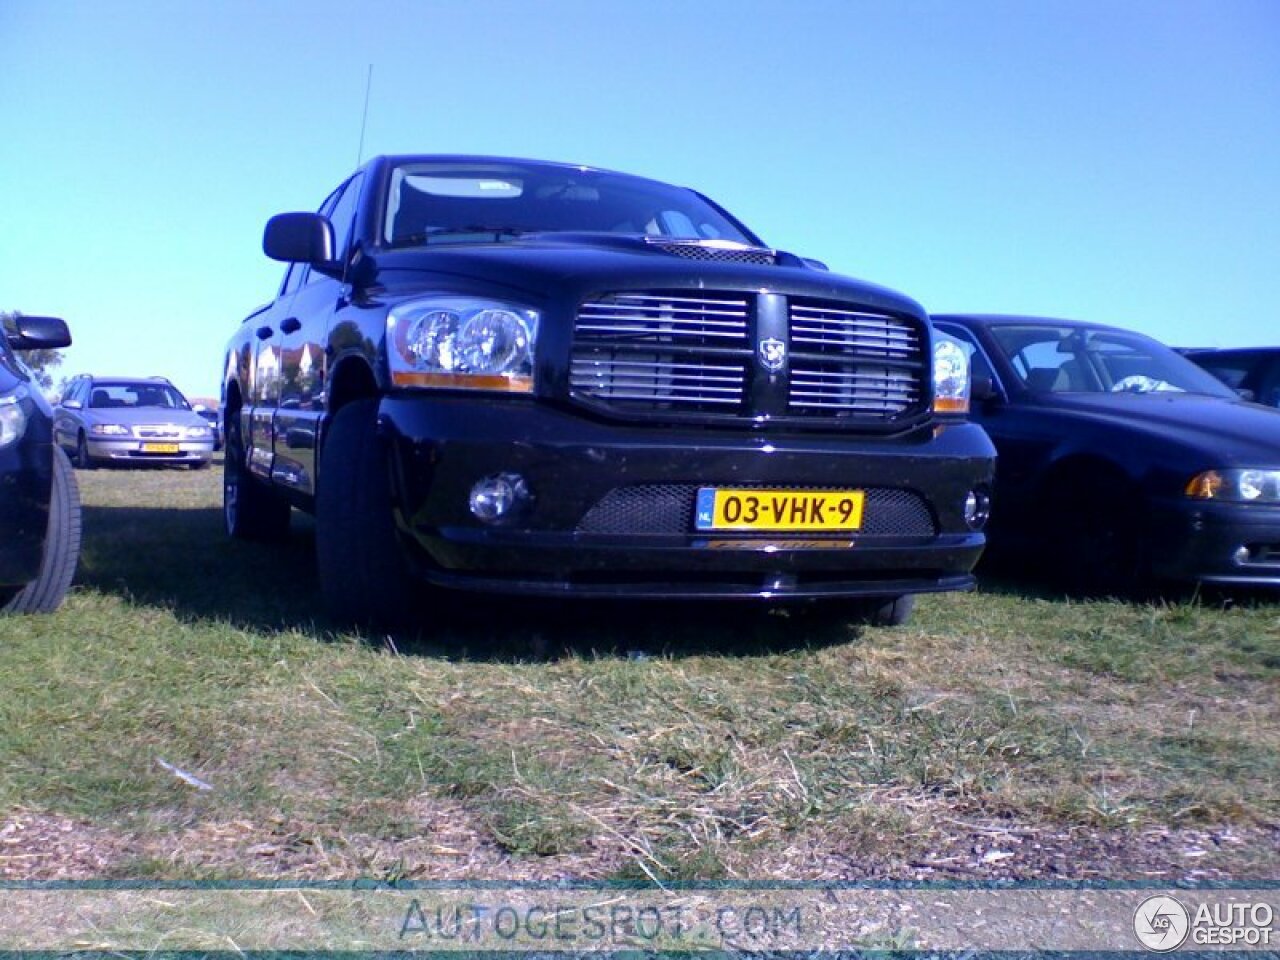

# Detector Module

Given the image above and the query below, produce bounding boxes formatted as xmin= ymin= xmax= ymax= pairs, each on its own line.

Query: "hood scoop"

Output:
xmin=644 ymin=237 xmax=777 ymax=265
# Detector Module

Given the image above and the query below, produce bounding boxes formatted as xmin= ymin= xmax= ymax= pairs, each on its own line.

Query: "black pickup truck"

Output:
xmin=221 ymin=155 xmax=995 ymax=627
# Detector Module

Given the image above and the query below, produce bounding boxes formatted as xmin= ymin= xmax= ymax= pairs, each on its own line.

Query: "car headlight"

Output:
xmin=0 ymin=394 xmax=27 ymax=448
xmin=932 ymin=332 xmax=971 ymax=415
xmin=1186 ymin=469 xmax=1280 ymax=503
xmin=90 ymin=423 xmax=131 ymax=437
xmin=387 ymin=297 xmax=538 ymax=393
xmin=185 ymin=425 xmax=212 ymax=438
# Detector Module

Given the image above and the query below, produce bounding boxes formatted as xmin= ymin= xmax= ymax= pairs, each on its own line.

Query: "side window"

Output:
xmin=327 ymin=173 xmax=364 ymax=261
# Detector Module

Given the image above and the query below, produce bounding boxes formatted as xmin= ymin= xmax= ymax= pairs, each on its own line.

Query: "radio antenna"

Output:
xmin=355 ymin=64 xmax=373 ymax=167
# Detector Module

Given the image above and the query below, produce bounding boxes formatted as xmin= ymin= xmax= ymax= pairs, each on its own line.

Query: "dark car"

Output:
xmin=935 ymin=314 xmax=1280 ymax=590
xmin=222 ymin=155 xmax=995 ymax=628
xmin=1183 ymin=348 xmax=1280 ymax=409
xmin=54 ymin=375 xmax=215 ymax=469
xmin=1 ymin=316 xmax=81 ymax=614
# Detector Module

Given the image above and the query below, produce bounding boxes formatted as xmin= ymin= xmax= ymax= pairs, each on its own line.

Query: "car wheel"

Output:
xmin=3 ymin=448 xmax=82 ymax=614
xmin=1053 ymin=476 xmax=1147 ymax=596
xmin=191 ymin=460 xmax=211 ymax=471
xmin=865 ymin=594 xmax=915 ymax=627
xmin=316 ymin=399 xmax=413 ymax=628
xmin=223 ymin=412 xmax=290 ymax=540
xmin=75 ymin=432 xmax=97 ymax=470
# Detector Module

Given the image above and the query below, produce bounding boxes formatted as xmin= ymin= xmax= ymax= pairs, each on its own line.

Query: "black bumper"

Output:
xmin=378 ymin=395 xmax=996 ymax=600
xmin=0 ymin=432 xmax=52 ymax=590
xmin=1148 ymin=496 xmax=1280 ymax=587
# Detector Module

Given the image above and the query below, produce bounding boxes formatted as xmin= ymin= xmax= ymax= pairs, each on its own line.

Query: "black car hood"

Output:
xmin=367 ymin=234 xmax=925 ymax=317
xmin=1041 ymin=392 xmax=1280 ymax=465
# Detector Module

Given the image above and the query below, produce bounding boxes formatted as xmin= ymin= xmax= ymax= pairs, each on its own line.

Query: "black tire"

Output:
xmin=191 ymin=459 xmax=211 ymax=471
xmin=865 ymin=594 xmax=915 ymax=627
xmin=4 ymin=447 xmax=82 ymax=614
xmin=316 ymin=399 xmax=413 ymax=628
xmin=75 ymin=432 xmax=97 ymax=470
xmin=223 ymin=411 xmax=290 ymax=541
xmin=1051 ymin=473 xmax=1148 ymax=597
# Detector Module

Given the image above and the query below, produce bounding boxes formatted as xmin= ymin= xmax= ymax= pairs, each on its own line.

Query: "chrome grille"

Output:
xmin=571 ymin=293 xmax=751 ymax=413
xmin=788 ymin=300 xmax=925 ymax=419
xmin=134 ymin=425 xmax=182 ymax=438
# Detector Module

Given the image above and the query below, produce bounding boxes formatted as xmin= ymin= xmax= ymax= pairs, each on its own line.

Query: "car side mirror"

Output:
xmin=263 ymin=212 xmax=337 ymax=270
xmin=63 ymin=399 xmax=83 ymax=410
xmin=971 ymin=376 xmax=999 ymax=403
xmin=7 ymin=315 xmax=71 ymax=350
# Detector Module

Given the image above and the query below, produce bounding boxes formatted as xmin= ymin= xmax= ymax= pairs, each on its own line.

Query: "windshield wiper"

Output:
xmin=395 ymin=226 xmax=529 ymax=245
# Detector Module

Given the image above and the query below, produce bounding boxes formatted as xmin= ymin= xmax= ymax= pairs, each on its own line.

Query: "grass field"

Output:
xmin=1 ymin=461 xmax=1277 ymax=881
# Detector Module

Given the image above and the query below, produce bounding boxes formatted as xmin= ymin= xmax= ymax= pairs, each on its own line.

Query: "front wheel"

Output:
xmin=316 ymin=399 xmax=414 ymax=628
xmin=75 ymin=432 xmax=97 ymax=470
xmin=223 ymin=412 xmax=290 ymax=540
xmin=3 ymin=448 xmax=82 ymax=614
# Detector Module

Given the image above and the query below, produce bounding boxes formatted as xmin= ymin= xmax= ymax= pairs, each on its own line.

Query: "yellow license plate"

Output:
xmin=695 ymin=488 xmax=865 ymax=531
xmin=141 ymin=442 xmax=180 ymax=454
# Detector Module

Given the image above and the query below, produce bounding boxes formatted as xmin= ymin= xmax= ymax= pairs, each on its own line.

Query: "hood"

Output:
xmin=1041 ymin=391 xmax=1280 ymax=465
xmin=366 ymin=233 xmax=926 ymax=317
xmin=79 ymin=406 xmax=208 ymax=429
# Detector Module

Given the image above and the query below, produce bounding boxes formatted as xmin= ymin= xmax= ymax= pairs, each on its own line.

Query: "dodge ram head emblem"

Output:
xmin=758 ymin=337 xmax=787 ymax=373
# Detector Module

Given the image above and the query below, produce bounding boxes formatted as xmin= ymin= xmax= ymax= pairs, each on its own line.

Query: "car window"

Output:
xmin=382 ymin=161 xmax=755 ymax=247
xmin=87 ymin=382 xmax=191 ymax=410
xmin=989 ymin=325 xmax=1235 ymax=397
xmin=327 ymin=173 xmax=363 ymax=262
xmin=281 ymin=262 xmax=308 ymax=297
xmin=1257 ymin=357 xmax=1280 ymax=407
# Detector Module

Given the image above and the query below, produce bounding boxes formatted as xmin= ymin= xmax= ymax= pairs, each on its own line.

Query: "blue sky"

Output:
xmin=2 ymin=0 xmax=1277 ymax=399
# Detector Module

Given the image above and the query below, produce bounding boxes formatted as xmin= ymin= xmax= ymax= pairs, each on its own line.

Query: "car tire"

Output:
xmin=316 ymin=399 xmax=413 ymax=628
xmin=223 ymin=412 xmax=290 ymax=541
xmin=865 ymin=594 xmax=915 ymax=627
xmin=1051 ymin=472 xmax=1148 ymax=596
xmin=3 ymin=447 xmax=82 ymax=614
xmin=191 ymin=460 xmax=211 ymax=471
xmin=75 ymin=432 xmax=97 ymax=470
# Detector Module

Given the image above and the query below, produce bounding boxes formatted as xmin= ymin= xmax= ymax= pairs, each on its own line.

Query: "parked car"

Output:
xmin=193 ymin=404 xmax=223 ymax=451
xmin=54 ymin=375 xmax=215 ymax=469
xmin=223 ymin=154 xmax=996 ymax=627
xmin=1183 ymin=347 xmax=1280 ymax=409
xmin=934 ymin=314 xmax=1280 ymax=590
xmin=1 ymin=316 xmax=81 ymax=614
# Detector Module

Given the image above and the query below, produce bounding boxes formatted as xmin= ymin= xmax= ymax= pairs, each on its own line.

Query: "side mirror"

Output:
xmin=7 ymin=315 xmax=71 ymax=350
xmin=63 ymin=399 xmax=83 ymax=410
xmin=263 ymin=212 xmax=336 ymax=268
xmin=971 ymin=376 xmax=999 ymax=403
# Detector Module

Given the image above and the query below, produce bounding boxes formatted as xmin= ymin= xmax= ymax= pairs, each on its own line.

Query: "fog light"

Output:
xmin=468 ymin=473 xmax=529 ymax=523
xmin=963 ymin=488 xmax=991 ymax=530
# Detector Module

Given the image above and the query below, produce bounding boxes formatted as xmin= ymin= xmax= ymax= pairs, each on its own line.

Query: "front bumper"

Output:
xmin=86 ymin=437 xmax=213 ymax=465
xmin=1148 ymin=496 xmax=1280 ymax=587
xmin=379 ymin=395 xmax=996 ymax=600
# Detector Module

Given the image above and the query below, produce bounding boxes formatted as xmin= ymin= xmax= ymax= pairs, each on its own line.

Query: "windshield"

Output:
xmin=383 ymin=161 xmax=758 ymax=247
xmin=989 ymin=324 xmax=1236 ymax=398
xmin=89 ymin=382 xmax=191 ymax=410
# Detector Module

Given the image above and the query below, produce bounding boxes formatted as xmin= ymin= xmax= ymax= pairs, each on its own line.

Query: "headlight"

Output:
xmin=0 ymin=395 xmax=27 ymax=448
xmin=932 ymin=333 xmax=971 ymax=415
xmin=90 ymin=423 xmax=130 ymax=437
xmin=185 ymin=425 xmax=212 ymax=438
xmin=1186 ymin=469 xmax=1280 ymax=503
xmin=388 ymin=297 xmax=538 ymax=393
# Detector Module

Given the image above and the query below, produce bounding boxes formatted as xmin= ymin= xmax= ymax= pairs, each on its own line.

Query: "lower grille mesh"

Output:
xmin=577 ymin=485 xmax=936 ymax=536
